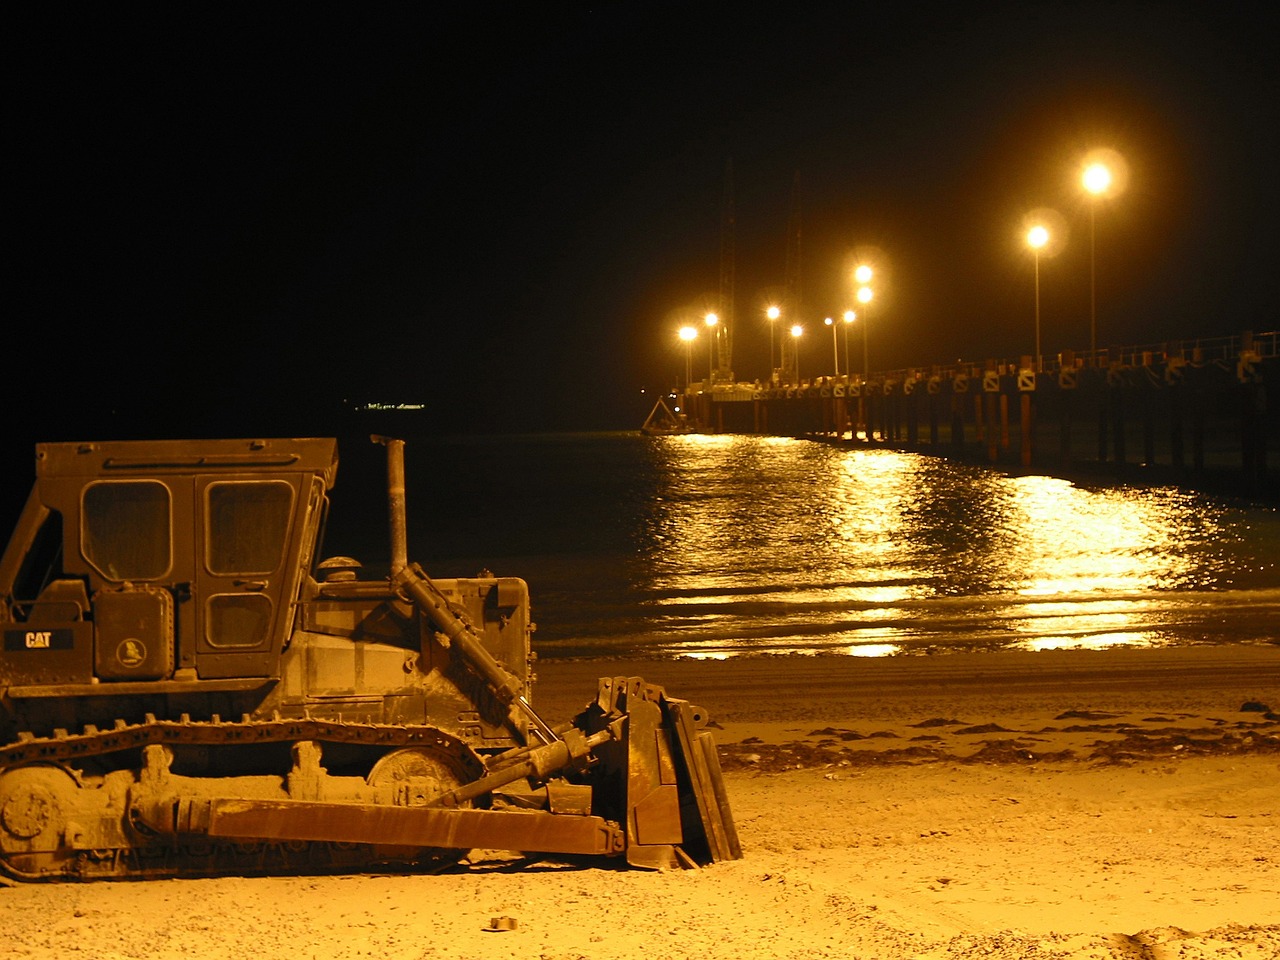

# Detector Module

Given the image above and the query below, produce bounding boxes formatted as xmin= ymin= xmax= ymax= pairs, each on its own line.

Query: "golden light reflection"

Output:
xmin=635 ymin=437 xmax=1251 ymax=661
xmin=847 ymin=643 xmax=901 ymax=657
xmin=669 ymin=431 xmax=737 ymax=448
xmin=999 ymin=476 xmax=1191 ymax=596
xmin=835 ymin=450 xmax=911 ymax=547
xmin=1021 ymin=632 xmax=1149 ymax=653
xmin=992 ymin=475 xmax=1199 ymax=645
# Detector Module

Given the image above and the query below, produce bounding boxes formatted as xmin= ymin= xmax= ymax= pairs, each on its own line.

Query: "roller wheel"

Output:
xmin=365 ymin=746 xmax=478 ymax=869
xmin=0 ymin=764 xmax=80 ymax=881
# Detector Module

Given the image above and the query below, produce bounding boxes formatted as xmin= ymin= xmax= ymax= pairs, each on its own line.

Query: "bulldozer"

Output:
xmin=0 ymin=436 xmax=739 ymax=881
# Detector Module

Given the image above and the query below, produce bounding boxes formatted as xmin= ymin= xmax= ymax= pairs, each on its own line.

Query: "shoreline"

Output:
xmin=531 ymin=642 xmax=1280 ymax=725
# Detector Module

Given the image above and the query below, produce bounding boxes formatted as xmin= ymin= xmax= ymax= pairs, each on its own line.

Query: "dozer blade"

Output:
xmin=663 ymin=694 xmax=742 ymax=864
xmin=587 ymin=677 xmax=742 ymax=869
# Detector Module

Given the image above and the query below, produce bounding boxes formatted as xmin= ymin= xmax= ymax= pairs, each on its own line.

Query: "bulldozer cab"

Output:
xmin=0 ymin=439 xmax=337 ymax=686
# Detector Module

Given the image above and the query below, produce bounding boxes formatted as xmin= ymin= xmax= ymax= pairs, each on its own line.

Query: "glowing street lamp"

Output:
xmin=1026 ymin=223 xmax=1049 ymax=371
xmin=823 ymin=317 xmax=838 ymax=375
xmin=704 ymin=312 xmax=719 ymax=380
xmin=1083 ymin=160 xmax=1113 ymax=358
xmin=766 ymin=305 xmax=780 ymax=381
xmin=790 ymin=323 xmax=803 ymax=382
xmin=1083 ymin=162 xmax=1112 ymax=195
xmin=678 ymin=325 xmax=698 ymax=389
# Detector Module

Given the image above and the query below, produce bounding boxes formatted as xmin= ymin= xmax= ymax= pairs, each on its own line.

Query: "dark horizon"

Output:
xmin=7 ymin=3 xmax=1277 ymax=445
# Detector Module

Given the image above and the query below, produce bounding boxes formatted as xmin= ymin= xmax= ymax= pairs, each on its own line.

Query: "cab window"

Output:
xmin=82 ymin=481 xmax=171 ymax=581
xmin=206 ymin=593 xmax=273 ymax=648
xmin=205 ymin=481 xmax=293 ymax=575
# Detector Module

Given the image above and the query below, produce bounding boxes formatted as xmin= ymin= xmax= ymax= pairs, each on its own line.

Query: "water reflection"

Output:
xmin=996 ymin=475 xmax=1198 ymax=595
xmin=1023 ymin=632 xmax=1152 ymax=653
xmin=632 ymin=435 xmax=1280 ymax=658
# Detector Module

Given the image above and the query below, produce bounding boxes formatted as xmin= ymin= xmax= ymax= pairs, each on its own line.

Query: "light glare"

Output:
xmin=1083 ymin=162 xmax=1112 ymax=196
xmin=1027 ymin=225 xmax=1049 ymax=249
xmin=1081 ymin=148 xmax=1130 ymax=197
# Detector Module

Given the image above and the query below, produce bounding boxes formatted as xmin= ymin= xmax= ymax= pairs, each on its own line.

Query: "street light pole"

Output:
xmin=842 ymin=310 xmax=855 ymax=378
xmin=1083 ymin=161 xmax=1113 ymax=360
xmin=824 ymin=317 xmax=838 ymax=375
xmin=704 ymin=312 xmax=718 ymax=382
xmin=766 ymin=305 xmax=780 ymax=383
xmin=854 ymin=265 xmax=874 ymax=380
xmin=856 ymin=286 xmax=873 ymax=378
xmin=790 ymin=324 xmax=803 ymax=383
xmin=678 ymin=325 xmax=698 ymax=389
xmin=1027 ymin=225 xmax=1049 ymax=372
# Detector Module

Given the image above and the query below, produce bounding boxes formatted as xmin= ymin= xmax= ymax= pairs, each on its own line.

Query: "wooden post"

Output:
xmin=1110 ymin=381 xmax=1126 ymax=464
xmin=1020 ymin=393 xmax=1033 ymax=467
xmin=1142 ymin=387 xmax=1156 ymax=466
xmin=1000 ymin=394 xmax=1010 ymax=452
xmin=1059 ymin=388 xmax=1073 ymax=468
xmin=1096 ymin=401 xmax=1109 ymax=463
xmin=1168 ymin=394 xmax=1182 ymax=467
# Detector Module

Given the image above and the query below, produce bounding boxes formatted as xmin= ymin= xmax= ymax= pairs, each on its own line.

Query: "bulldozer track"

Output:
xmin=1 ymin=714 xmax=474 ymax=769
xmin=0 ymin=715 xmax=488 ymax=881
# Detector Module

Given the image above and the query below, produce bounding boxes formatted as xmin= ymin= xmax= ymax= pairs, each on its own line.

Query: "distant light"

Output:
xmin=359 ymin=402 xmax=425 ymax=411
xmin=678 ymin=325 xmax=698 ymax=341
xmin=1027 ymin=225 xmax=1049 ymax=249
xmin=766 ymin=305 xmax=780 ymax=320
xmin=856 ymin=286 xmax=873 ymax=304
xmin=824 ymin=316 xmax=834 ymax=327
xmin=1082 ymin=162 xmax=1112 ymax=196
xmin=704 ymin=312 xmax=719 ymax=327
xmin=843 ymin=310 xmax=856 ymax=324
xmin=854 ymin=265 xmax=873 ymax=284
xmin=790 ymin=324 xmax=803 ymax=338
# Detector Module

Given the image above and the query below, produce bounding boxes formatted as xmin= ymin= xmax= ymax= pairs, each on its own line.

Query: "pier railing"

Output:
xmin=676 ymin=330 xmax=1277 ymax=499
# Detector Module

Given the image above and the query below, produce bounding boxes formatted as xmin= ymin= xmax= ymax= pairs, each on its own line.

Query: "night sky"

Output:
xmin=8 ymin=3 xmax=1277 ymax=448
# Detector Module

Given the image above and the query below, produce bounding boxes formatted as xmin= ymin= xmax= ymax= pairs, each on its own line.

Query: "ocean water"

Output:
xmin=325 ymin=431 xmax=1280 ymax=660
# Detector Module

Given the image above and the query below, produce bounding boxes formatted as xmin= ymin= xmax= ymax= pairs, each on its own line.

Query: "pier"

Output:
xmin=676 ymin=331 xmax=1278 ymax=499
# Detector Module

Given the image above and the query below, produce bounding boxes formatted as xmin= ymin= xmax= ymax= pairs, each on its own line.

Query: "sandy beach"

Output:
xmin=3 ymin=644 xmax=1278 ymax=959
